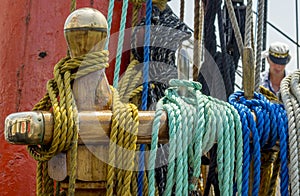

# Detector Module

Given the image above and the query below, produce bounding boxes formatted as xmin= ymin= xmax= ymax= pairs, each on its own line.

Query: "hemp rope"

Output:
xmin=28 ymin=51 xmax=109 ymax=196
xmin=244 ymin=0 xmax=253 ymax=48
xmin=259 ymin=86 xmax=281 ymax=196
xmin=254 ymin=0 xmax=265 ymax=91
xmin=280 ymin=70 xmax=300 ymax=196
xmin=106 ymin=87 xmax=139 ymax=196
xmin=193 ymin=0 xmax=200 ymax=81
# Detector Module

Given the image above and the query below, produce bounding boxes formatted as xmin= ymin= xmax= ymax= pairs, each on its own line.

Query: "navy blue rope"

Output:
xmin=138 ymin=0 xmax=152 ymax=195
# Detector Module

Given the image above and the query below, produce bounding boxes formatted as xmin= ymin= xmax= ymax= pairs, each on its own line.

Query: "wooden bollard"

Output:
xmin=3 ymin=7 xmax=168 ymax=195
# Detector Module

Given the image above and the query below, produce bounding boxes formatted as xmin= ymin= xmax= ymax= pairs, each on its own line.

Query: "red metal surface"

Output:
xmin=0 ymin=0 xmax=133 ymax=195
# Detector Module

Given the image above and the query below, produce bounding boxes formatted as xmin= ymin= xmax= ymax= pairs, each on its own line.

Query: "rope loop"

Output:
xmin=148 ymin=80 xmax=243 ymax=195
xmin=28 ymin=50 xmax=109 ymax=195
xmin=229 ymin=90 xmax=289 ymax=195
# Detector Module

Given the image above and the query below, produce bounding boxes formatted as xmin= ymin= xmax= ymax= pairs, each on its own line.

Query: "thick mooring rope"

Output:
xmin=28 ymin=51 xmax=109 ymax=196
xmin=280 ymin=70 xmax=300 ymax=196
xmin=148 ymin=79 xmax=243 ymax=196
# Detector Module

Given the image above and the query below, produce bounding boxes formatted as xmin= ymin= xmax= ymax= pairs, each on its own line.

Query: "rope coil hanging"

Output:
xmin=280 ymin=70 xmax=300 ymax=196
xmin=28 ymin=51 xmax=109 ymax=196
xmin=148 ymin=79 xmax=243 ymax=196
xmin=229 ymin=91 xmax=289 ymax=196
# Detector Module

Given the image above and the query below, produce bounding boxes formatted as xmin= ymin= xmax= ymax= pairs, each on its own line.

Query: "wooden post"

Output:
xmin=3 ymin=7 xmax=168 ymax=195
xmin=242 ymin=47 xmax=255 ymax=99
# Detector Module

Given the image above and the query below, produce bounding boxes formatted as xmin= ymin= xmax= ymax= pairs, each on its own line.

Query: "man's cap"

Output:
xmin=262 ymin=42 xmax=291 ymax=65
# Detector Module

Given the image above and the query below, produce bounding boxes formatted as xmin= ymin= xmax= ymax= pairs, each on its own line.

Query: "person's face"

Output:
xmin=268 ymin=58 xmax=286 ymax=76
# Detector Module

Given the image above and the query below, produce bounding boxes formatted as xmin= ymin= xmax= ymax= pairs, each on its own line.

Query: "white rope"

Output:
xmin=254 ymin=0 xmax=265 ymax=91
xmin=280 ymin=71 xmax=300 ymax=196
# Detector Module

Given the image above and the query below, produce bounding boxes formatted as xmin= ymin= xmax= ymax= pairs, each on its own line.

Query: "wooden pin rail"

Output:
xmin=5 ymin=110 xmax=169 ymax=145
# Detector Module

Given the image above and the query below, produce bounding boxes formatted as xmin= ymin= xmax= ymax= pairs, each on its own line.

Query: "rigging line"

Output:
xmin=253 ymin=11 xmax=300 ymax=47
xmin=139 ymin=0 xmax=152 ymax=195
xmin=261 ymin=0 xmax=268 ymax=72
xmin=295 ymin=0 xmax=299 ymax=69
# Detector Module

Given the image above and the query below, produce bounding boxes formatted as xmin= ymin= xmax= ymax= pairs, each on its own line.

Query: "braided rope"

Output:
xmin=280 ymin=71 xmax=300 ymax=196
xmin=254 ymin=0 xmax=265 ymax=91
xmin=28 ymin=51 xmax=108 ymax=195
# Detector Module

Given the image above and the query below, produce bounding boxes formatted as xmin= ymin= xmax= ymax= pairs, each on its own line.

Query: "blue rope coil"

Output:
xmin=228 ymin=91 xmax=289 ymax=195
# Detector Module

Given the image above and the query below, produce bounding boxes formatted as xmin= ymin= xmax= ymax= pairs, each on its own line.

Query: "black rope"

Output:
xmin=131 ymin=5 xmax=192 ymax=67
xmin=203 ymin=144 xmax=220 ymax=196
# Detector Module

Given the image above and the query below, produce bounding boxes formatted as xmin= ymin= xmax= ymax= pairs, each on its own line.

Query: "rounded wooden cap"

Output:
xmin=64 ymin=7 xmax=107 ymax=32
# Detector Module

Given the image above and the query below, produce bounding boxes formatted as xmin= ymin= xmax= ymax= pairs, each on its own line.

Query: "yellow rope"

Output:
xmin=106 ymin=87 xmax=139 ymax=196
xmin=70 ymin=0 xmax=76 ymax=12
xmin=28 ymin=51 xmax=109 ymax=195
xmin=259 ymin=150 xmax=278 ymax=196
xmin=259 ymin=85 xmax=279 ymax=102
xmin=259 ymin=86 xmax=281 ymax=195
xmin=152 ymin=0 xmax=168 ymax=11
xmin=118 ymin=59 xmax=140 ymax=100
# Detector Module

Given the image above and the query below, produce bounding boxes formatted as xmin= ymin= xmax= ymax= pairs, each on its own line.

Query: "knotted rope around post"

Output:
xmin=106 ymin=87 xmax=140 ymax=196
xmin=27 ymin=51 xmax=109 ymax=196
xmin=148 ymin=79 xmax=243 ymax=196
xmin=229 ymin=91 xmax=289 ymax=196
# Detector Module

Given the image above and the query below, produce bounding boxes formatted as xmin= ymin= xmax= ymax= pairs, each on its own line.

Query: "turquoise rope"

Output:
xmin=113 ymin=0 xmax=129 ymax=88
xmin=148 ymin=100 xmax=164 ymax=196
xmin=105 ymin=0 xmax=115 ymax=50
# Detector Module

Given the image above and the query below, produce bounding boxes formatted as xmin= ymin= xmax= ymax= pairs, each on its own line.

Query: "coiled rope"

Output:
xmin=28 ymin=51 xmax=109 ymax=196
xmin=280 ymin=70 xmax=300 ymax=196
xmin=229 ymin=91 xmax=289 ymax=196
xmin=106 ymin=87 xmax=139 ymax=196
xmin=148 ymin=79 xmax=243 ymax=196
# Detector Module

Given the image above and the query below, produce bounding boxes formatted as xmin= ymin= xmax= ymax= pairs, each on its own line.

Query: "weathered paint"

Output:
xmin=0 ymin=0 xmax=134 ymax=195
